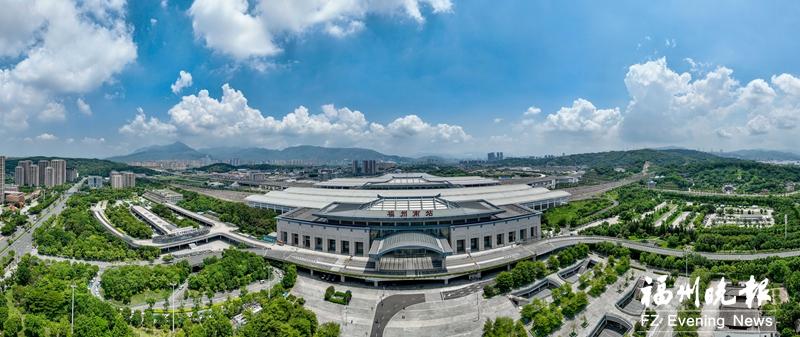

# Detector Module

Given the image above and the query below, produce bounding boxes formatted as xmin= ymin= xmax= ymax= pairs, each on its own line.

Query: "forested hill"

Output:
xmin=107 ymin=142 xmax=412 ymax=163
xmin=3 ymin=157 xmax=155 ymax=177
xmin=500 ymin=149 xmax=739 ymax=173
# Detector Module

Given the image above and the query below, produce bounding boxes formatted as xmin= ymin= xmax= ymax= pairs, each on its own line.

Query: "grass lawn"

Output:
xmin=106 ymin=289 xmax=172 ymax=307
xmin=543 ymin=198 xmax=615 ymax=227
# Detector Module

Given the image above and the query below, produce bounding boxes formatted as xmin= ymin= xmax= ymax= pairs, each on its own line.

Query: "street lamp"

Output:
xmin=172 ymin=282 xmax=176 ymax=336
xmin=70 ymin=284 xmax=76 ymax=336
xmin=684 ymin=247 xmax=690 ymax=277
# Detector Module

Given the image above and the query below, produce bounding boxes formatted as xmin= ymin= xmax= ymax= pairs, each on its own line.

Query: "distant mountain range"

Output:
xmin=501 ymin=148 xmax=739 ymax=172
xmin=717 ymin=149 xmax=800 ymax=162
xmin=107 ymin=142 xmax=208 ymax=162
xmin=106 ymin=142 xmax=800 ymax=168
xmin=106 ymin=142 xmax=416 ymax=163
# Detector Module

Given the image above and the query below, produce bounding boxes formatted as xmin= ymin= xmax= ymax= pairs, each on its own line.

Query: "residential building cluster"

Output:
xmin=13 ymin=159 xmax=68 ymax=188
xmin=110 ymin=171 xmax=136 ymax=189
xmin=487 ymin=152 xmax=504 ymax=161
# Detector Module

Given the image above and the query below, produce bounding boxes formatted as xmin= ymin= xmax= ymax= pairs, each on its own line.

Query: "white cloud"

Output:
xmin=76 ymin=98 xmax=92 ymax=116
xmin=35 ymin=133 xmax=58 ymax=141
xmin=325 ymin=21 xmax=365 ymax=38
xmin=170 ymin=70 xmax=193 ymax=94
xmin=665 ymin=38 xmax=676 ymax=48
xmin=0 ymin=0 xmax=136 ymax=132
xmin=543 ymin=99 xmax=622 ymax=133
xmin=81 ymin=137 xmax=106 ymax=144
xmin=39 ymin=102 xmax=66 ymax=122
xmin=150 ymin=18 xmax=158 ymax=26
xmin=746 ymin=115 xmax=771 ymax=135
xmin=493 ymin=118 xmax=503 ymax=124
xmin=188 ymin=0 xmax=452 ymax=60
xmin=119 ymin=84 xmax=469 ymax=153
xmin=119 ymin=107 xmax=177 ymax=138
xmin=524 ymin=106 xmax=541 ymax=116
xmin=620 ymin=58 xmax=800 ymax=147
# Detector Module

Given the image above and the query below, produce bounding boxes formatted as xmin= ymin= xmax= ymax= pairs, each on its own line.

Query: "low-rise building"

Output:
xmin=144 ymin=189 xmax=184 ymax=204
xmin=4 ymin=191 xmax=25 ymax=207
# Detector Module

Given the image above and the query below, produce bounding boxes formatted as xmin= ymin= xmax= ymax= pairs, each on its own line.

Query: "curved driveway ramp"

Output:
xmin=588 ymin=314 xmax=633 ymax=337
xmin=370 ymin=294 xmax=425 ymax=337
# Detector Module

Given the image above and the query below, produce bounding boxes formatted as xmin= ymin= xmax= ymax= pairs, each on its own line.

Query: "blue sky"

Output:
xmin=1 ymin=0 xmax=800 ymax=158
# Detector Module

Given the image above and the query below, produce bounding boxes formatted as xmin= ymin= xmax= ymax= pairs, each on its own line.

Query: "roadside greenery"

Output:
xmin=151 ymin=203 xmax=199 ymax=228
xmin=33 ymin=188 xmax=160 ymax=261
xmin=482 ymin=317 xmax=528 ymax=337
xmin=486 ymin=244 xmax=589 ymax=296
xmin=0 ymin=255 xmax=134 ymax=336
xmin=27 ymin=189 xmax=62 ymax=215
xmin=187 ymin=249 xmax=271 ymax=294
xmin=521 ymin=298 xmax=564 ymax=337
xmin=100 ymin=261 xmax=191 ymax=304
xmin=543 ymin=198 xmax=614 ymax=229
xmin=176 ymin=189 xmax=277 ymax=236
xmin=105 ymin=204 xmax=153 ymax=239
xmin=0 ymin=212 xmax=27 ymax=236
xmin=323 ymin=286 xmax=352 ymax=305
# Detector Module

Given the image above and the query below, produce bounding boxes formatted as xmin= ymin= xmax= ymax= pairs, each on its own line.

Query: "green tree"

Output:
xmin=494 ymin=272 xmax=514 ymax=293
xmin=4 ymin=312 xmax=22 ymax=337
xmin=314 ymin=322 xmax=340 ymax=337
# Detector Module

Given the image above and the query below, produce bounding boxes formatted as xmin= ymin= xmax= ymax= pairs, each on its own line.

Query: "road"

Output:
xmin=564 ymin=173 xmax=645 ymax=201
xmin=0 ymin=179 xmax=84 ymax=261
xmin=654 ymin=187 xmax=800 ymax=198
xmin=370 ymin=294 xmax=426 ymax=337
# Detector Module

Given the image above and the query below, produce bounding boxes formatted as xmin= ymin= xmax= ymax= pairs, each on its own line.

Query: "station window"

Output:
xmin=456 ymin=239 xmax=465 ymax=254
xmin=496 ymin=234 xmax=503 ymax=246
xmin=520 ymin=229 xmax=526 ymax=241
xmin=328 ymin=239 xmax=336 ymax=253
xmin=484 ymin=236 xmax=492 ymax=249
xmin=355 ymin=242 xmax=364 ymax=256
xmin=303 ymin=235 xmax=311 ymax=248
xmin=508 ymin=231 xmax=515 ymax=243
xmin=292 ymin=233 xmax=299 ymax=246
xmin=341 ymin=241 xmax=350 ymax=255
xmin=470 ymin=238 xmax=479 ymax=251
xmin=281 ymin=232 xmax=288 ymax=243
xmin=315 ymin=237 xmax=323 ymax=251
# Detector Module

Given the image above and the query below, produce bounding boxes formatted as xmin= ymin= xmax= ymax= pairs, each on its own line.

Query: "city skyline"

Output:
xmin=2 ymin=0 xmax=800 ymax=158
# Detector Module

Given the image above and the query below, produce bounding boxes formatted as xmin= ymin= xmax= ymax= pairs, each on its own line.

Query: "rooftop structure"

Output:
xmin=144 ymin=189 xmax=184 ymax=204
xmin=313 ymin=173 xmax=500 ymax=189
xmin=131 ymin=205 xmax=175 ymax=235
xmin=246 ymin=182 xmax=569 ymax=212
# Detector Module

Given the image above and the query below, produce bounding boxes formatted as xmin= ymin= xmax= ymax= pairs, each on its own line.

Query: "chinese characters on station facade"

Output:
xmin=640 ymin=275 xmax=771 ymax=309
xmin=385 ymin=210 xmax=435 ymax=218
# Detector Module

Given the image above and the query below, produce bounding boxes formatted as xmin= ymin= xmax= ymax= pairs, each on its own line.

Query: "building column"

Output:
xmin=310 ymin=269 xmax=314 ymax=276
xmin=443 ymin=278 xmax=449 ymax=285
xmin=373 ymin=280 xmax=379 ymax=287
xmin=341 ymin=275 xmax=346 ymax=283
